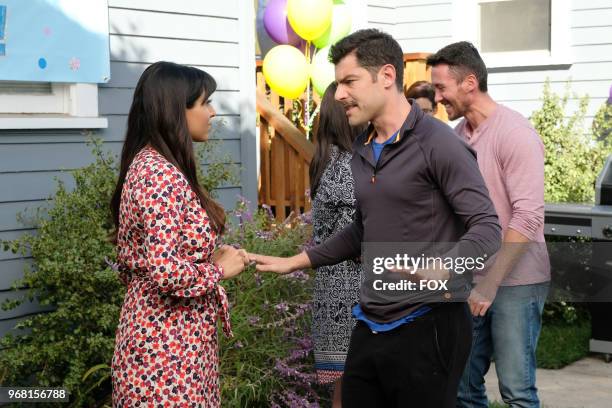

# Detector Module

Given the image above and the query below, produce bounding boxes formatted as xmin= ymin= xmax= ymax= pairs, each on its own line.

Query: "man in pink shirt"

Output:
xmin=428 ymin=42 xmax=550 ymax=408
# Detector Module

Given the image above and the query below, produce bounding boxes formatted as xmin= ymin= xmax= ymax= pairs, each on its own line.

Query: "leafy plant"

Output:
xmin=531 ymin=81 xmax=612 ymax=203
xmin=0 ymin=140 xmax=122 ymax=406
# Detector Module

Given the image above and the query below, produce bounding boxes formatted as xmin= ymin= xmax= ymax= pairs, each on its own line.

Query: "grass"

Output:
xmin=536 ymin=319 xmax=591 ymax=369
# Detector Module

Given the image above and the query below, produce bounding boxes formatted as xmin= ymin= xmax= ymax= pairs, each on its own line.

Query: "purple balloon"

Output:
xmin=263 ymin=0 xmax=302 ymax=46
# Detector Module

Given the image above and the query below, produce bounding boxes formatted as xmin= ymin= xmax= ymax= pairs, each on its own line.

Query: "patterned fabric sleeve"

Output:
xmin=331 ymin=152 xmax=357 ymax=230
xmin=307 ymin=149 xmax=363 ymax=267
xmin=140 ymin=168 xmax=223 ymax=298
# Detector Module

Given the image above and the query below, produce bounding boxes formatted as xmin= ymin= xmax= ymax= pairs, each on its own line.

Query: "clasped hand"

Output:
xmin=212 ymin=245 xmax=251 ymax=280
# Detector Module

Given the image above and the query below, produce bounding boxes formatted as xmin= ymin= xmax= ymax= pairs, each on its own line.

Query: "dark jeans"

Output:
xmin=342 ymin=303 xmax=473 ymax=408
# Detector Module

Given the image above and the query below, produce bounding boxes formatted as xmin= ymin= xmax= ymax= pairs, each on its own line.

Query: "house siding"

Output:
xmin=368 ymin=0 xmax=612 ymax=126
xmin=0 ymin=0 xmax=256 ymax=338
xmin=367 ymin=1 xmax=396 ymax=34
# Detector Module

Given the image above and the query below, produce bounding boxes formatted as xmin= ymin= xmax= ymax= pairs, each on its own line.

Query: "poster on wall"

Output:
xmin=0 ymin=0 xmax=110 ymax=83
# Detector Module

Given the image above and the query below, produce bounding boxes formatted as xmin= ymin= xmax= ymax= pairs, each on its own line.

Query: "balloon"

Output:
xmin=310 ymin=46 xmax=336 ymax=96
xmin=287 ymin=0 xmax=333 ymax=41
xmin=263 ymin=45 xmax=310 ymax=99
xmin=256 ymin=0 xmax=278 ymax=57
xmin=313 ymin=1 xmax=352 ymax=48
xmin=263 ymin=0 xmax=302 ymax=46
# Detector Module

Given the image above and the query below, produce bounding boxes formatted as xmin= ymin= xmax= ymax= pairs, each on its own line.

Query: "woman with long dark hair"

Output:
xmin=309 ymin=82 xmax=364 ymax=407
xmin=110 ymin=61 xmax=248 ymax=407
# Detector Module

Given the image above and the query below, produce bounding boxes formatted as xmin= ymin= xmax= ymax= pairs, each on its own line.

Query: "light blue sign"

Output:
xmin=0 ymin=0 xmax=110 ymax=83
xmin=0 ymin=5 xmax=7 ymax=56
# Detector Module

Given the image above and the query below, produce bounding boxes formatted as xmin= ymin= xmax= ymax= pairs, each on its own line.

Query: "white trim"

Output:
xmin=238 ymin=0 xmax=258 ymax=207
xmin=0 ymin=83 xmax=67 ymax=114
xmin=0 ymin=115 xmax=108 ymax=129
xmin=68 ymin=83 xmax=100 ymax=117
xmin=0 ymin=82 xmax=103 ymax=128
xmin=452 ymin=0 xmax=572 ymax=69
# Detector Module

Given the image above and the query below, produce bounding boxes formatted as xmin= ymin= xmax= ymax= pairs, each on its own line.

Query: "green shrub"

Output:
xmin=537 ymin=319 xmax=591 ymax=369
xmin=531 ymin=81 xmax=612 ymax=203
xmin=0 ymin=140 xmax=122 ymax=406
xmin=592 ymin=97 xmax=612 ymax=145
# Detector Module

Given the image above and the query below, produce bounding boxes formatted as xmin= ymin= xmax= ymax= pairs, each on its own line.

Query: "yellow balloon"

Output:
xmin=263 ymin=45 xmax=310 ymax=99
xmin=287 ymin=0 xmax=333 ymax=41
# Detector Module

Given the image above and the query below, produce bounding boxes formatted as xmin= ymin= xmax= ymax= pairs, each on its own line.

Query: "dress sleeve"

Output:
xmin=331 ymin=153 xmax=358 ymax=229
xmin=139 ymin=167 xmax=223 ymax=297
xmin=306 ymin=206 xmax=363 ymax=268
xmin=306 ymin=151 xmax=362 ymax=267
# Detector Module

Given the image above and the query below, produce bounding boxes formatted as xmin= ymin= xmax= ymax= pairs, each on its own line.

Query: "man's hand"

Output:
xmin=249 ymin=251 xmax=311 ymax=274
xmin=414 ymin=266 xmax=450 ymax=282
xmin=467 ymin=228 xmax=530 ymax=316
xmin=468 ymin=281 xmax=499 ymax=316
xmin=389 ymin=265 xmax=450 ymax=282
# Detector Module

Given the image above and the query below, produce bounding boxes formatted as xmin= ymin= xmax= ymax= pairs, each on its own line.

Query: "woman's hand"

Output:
xmin=249 ymin=252 xmax=311 ymax=274
xmin=212 ymin=245 xmax=249 ymax=280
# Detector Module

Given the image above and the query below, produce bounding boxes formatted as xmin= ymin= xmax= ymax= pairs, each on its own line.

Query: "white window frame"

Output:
xmin=452 ymin=0 xmax=571 ymax=69
xmin=0 ymin=82 xmax=107 ymax=129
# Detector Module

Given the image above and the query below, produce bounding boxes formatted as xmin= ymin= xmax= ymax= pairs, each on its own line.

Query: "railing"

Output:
xmin=256 ymin=61 xmax=315 ymax=221
xmin=256 ymin=53 xmax=447 ymax=220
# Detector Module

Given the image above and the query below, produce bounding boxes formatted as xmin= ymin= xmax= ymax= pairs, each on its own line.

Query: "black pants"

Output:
xmin=342 ymin=303 xmax=472 ymax=408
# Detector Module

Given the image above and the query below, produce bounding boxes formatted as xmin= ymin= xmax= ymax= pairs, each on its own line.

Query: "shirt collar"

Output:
xmin=362 ymin=99 xmax=421 ymax=146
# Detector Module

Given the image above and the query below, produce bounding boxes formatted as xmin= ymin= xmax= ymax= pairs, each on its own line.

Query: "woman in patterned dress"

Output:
xmin=309 ymin=83 xmax=364 ymax=407
xmin=109 ymin=61 xmax=248 ymax=407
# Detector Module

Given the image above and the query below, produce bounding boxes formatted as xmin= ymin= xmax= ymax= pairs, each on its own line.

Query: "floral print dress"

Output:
xmin=112 ymin=146 xmax=231 ymax=408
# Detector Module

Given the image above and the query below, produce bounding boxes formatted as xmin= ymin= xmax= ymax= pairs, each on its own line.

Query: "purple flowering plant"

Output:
xmin=219 ymin=196 xmax=327 ymax=406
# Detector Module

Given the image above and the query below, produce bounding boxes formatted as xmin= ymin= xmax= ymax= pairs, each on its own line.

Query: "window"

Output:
xmin=452 ymin=0 xmax=571 ymax=68
xmin=0 ymin=81 xmax=64 ymax=114
xmin=480 ymin=0 xmax=550 ymax=53
xmin=0 ymin=82 xmax=106 ymax=129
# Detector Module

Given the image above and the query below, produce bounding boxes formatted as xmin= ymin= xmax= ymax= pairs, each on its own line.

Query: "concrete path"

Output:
xmin=484 ymin=356 xmax=612 ymax=408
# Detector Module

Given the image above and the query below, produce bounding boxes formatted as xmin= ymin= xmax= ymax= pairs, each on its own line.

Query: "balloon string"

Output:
xmin=305 ymin=41 xmax=312 ymax=140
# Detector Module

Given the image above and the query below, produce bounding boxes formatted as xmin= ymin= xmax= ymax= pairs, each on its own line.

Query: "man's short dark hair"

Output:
xmin=426 ymin=41 xmax=488 ymax=92
xmin=329 ymin=29 xmax=404 ymax=92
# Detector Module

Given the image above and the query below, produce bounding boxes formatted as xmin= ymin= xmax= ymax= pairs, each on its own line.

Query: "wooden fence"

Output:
xmin=256 ymin=53 xmax=447 ymax=220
